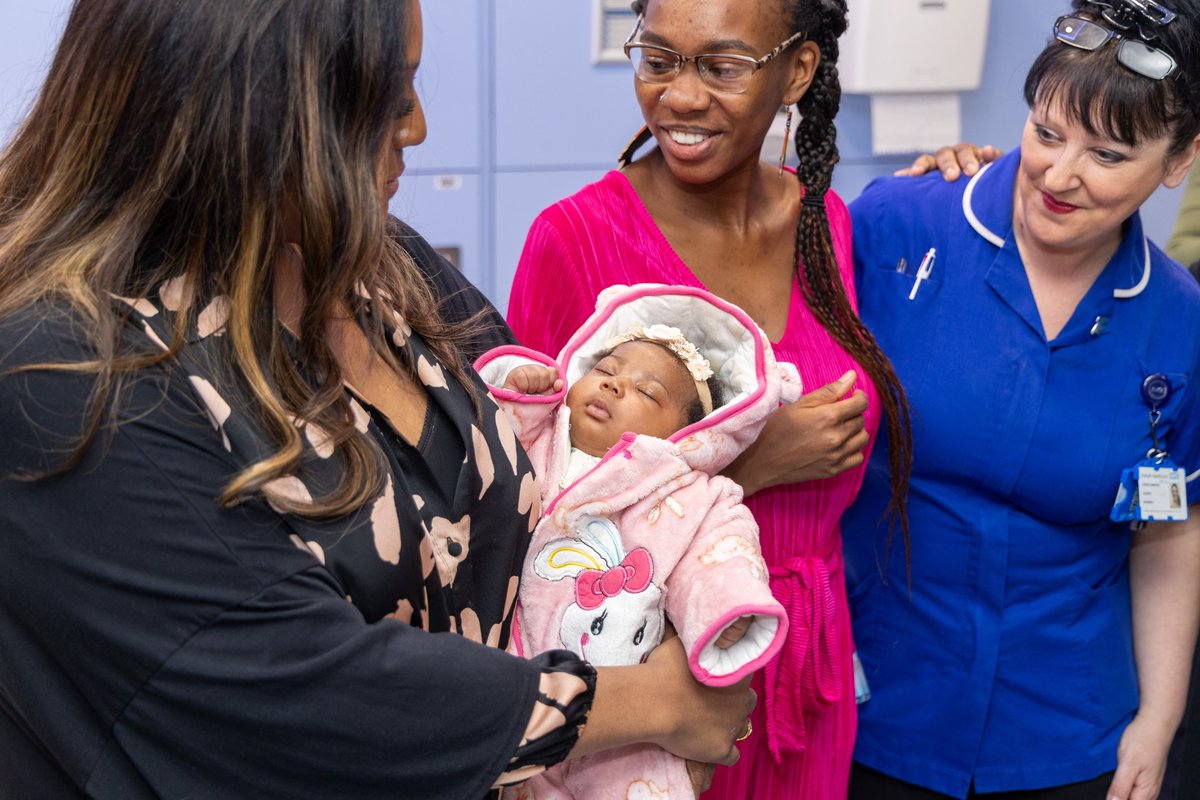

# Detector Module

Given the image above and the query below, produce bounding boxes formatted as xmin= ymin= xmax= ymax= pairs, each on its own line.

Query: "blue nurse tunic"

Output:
xmin=843 ymin=148 xmax=1200 ymax=797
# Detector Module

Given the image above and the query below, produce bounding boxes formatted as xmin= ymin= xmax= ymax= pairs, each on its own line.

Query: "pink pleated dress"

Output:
xmin=507 ymin=170 xmax=880 ymax=800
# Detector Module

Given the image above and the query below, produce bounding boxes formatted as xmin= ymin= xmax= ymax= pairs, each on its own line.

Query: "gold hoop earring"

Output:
xmin=778 ymin=105 xmax=793 ymax=178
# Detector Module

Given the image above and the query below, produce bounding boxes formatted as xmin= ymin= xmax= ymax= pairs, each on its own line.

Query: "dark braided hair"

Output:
xmin=788 ymin=0 xmax=911 ymax=564
xmin=623 ymin=0 xmax=912 ymax=565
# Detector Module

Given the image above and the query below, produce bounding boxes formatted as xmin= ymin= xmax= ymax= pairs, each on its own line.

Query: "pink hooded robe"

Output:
xmin=477 ymin=285 xmax=800 ymax=800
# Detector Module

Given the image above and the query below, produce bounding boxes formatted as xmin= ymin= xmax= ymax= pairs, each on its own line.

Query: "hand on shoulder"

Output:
xmin=894 ymin=143 xmax=1004 ymax=180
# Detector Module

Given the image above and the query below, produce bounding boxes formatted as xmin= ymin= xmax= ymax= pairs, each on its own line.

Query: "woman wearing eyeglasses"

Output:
xmin=843 ymin=1 xmax=1200 ymax=798
xmin=506 ymin=0 xmax=925 ymax=797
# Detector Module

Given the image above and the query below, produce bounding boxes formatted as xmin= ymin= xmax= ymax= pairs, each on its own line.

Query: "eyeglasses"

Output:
xmin=623 ymin=15 xmax=805 ymax=95
xmin=1090 ymin=0 xmax=1177 ymax=29
xmin=1053 ymin=14 xmax=1178 ymax=80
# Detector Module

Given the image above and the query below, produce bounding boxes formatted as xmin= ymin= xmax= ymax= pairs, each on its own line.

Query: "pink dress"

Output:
xmin=508 ymin=170 xmax=880 ymax=800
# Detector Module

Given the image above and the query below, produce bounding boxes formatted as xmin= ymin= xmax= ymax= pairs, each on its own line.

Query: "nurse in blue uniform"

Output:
xmin=843 ymin=1 xmax=1200 ymax=798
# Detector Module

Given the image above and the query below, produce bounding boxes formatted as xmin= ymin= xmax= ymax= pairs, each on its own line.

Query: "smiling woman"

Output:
xmin=506 ymin=0 xmax=914 ymax=797
xmin=842 ymin=1 xmax=1200 ymax=798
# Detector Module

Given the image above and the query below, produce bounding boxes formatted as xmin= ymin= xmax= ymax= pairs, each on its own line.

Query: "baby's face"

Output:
xmin=566 ymin=340 xmax=698 ymax=457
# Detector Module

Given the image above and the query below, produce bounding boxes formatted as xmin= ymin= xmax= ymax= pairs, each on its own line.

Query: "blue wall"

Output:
xmin=1 ymin=0 xmax=1189 ymax=313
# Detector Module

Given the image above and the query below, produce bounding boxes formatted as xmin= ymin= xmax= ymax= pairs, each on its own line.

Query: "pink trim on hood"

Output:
xmin=474 ymin=345 xmax=564 ymax=405
xmin=555 ymin=283 xmax=800 ymax=477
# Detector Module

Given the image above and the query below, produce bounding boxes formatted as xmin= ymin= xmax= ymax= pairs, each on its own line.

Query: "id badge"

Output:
xmin=852 ymin=650 xmax=871 ymax=705
xmin=1110 ymin=457 xmax=1189 ymax=523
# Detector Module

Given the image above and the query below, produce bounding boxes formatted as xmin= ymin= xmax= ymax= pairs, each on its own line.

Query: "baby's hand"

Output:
xmin=504 ymin=364 xmax=563 ymax=395
xmin=714 ymin=615 xmax=753 ymax=649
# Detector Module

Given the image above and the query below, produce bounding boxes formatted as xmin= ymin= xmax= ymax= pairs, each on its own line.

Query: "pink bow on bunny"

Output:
xmin=574 ymin=547 xmax=654 ymax=610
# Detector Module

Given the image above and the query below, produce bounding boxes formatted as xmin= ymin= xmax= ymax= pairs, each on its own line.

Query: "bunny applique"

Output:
xmin=532 ymin=517 xmax=665 ymax=667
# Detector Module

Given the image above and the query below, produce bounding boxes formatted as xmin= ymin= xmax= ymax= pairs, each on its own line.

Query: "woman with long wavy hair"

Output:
xmin=0 ymin=1 xmax=756 ymax=796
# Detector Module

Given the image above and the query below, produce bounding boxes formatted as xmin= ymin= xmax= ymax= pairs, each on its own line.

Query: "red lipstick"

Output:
xmin=1041 ymin=191 xmax=1078 ymax=215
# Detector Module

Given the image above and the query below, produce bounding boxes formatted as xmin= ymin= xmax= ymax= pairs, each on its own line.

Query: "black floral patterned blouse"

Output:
xmin=0 ymin=225 xmax=593 ymax=799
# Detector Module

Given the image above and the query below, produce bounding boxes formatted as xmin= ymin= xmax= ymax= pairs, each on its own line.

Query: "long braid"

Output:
xmin=791 ymin=0 xmax=912 ymax=568
xmin=623 ymin=0 xmax=912 ymax=567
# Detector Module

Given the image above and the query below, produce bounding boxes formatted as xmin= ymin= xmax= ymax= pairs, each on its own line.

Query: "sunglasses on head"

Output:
xmin=1053 ymin=14 xmax=1178 ymax=80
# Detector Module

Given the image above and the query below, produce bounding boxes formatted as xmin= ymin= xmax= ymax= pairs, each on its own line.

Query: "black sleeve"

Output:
xmin=389 ymin=218 xmax=519 ymax=361
xmin=0 ymin=309 xmax=542 ymax=800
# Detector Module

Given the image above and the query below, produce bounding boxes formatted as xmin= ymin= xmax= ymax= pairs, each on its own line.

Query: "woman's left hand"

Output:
xmin=1106 ymin=710 xmax=1176 ymax=800
xmin=1113 ymin=514 xmax=1200 ymax=799
xmin=894 ymin=143 xmax=1004 ymax=180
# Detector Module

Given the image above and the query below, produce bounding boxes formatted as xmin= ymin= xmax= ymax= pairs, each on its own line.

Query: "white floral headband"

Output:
xmin=605 ymin=324 xmax=715 ymax=415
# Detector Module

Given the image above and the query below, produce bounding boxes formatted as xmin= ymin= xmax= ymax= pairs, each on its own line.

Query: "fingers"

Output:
xmin=837 ymin=427 xmax=870 ymax=461
xmin=893 ymin=152 xmax=936 ymax=177
xmin=892 ymin=147 xmax=961 ymax=179
xmin=954 ymin=143 xmax=982 ymax=177
xmin=685 ymin=680 xmax=755 ymax=766
xmin=797 ymin=370 xmax=856 ymax=407
xmin=626 ymin=642 xmax=758 ymax=767
xmin=935 ymin=145 xmax=967 ymax=180
xmin=895 ymin=144 xmax=1001 ymax=178
xmin=505 ymin=365 xmax=560 ymax=394
xmin=502 ymin=369 xmax=524 ymax=392
xmin=1108 ymin=761 xmax=1162 ymax=800
xmin=819 ymin=413 xmax=870 ymax=476
xmin=714 ymin=615 xmax=753 ymax=649
xmin=1107 ymin=766 xmax=1134 ymax=800
xmin=830 ymin=388 xmax=869 ymax=422
xmin=948 ymin=143 xmax=1002 ymax=177
xmin=504 ymin=365 xmax=535 ymax=393
xmin=814 ymin=426 xmax=868 ymax=477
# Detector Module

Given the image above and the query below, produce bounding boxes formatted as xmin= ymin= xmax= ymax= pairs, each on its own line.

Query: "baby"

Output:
xmin=476 ymin=284 xmax=802 ymax=800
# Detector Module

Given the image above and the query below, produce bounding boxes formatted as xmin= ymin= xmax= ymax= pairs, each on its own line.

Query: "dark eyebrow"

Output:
xmin=592 ymin=353 xmax=623 ymax=370
xmin=637 ymin=30 xmax=757 ymax=54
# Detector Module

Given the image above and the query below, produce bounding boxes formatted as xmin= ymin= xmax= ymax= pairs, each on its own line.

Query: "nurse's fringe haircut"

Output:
xmin=789 ymin=0 xmax=912 ymax=569
xmin=1025 ymin=0 xmax=1200 ymax=157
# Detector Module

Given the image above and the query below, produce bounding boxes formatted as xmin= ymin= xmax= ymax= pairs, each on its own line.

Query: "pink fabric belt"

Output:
xmin=764 ymin=556 xmax=843 ymax=760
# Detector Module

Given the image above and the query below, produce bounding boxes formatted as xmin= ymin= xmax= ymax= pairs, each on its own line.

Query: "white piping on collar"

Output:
xmin=962 ymin=162 xmax=1005 ymax=248
xmin=961 ymin=161 xmax=1151 ymax=299
xmin=1112 ymin=237 xmax=1150 ymax=299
